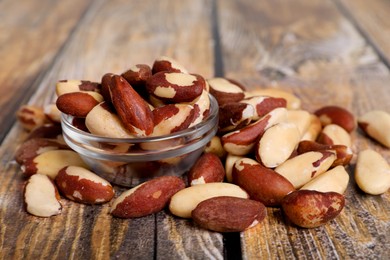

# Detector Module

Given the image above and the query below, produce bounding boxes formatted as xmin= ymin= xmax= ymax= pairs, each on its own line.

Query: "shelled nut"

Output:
xmin=358 ymin=110 xmax=390 ymax=148
xmin=232 ymin=158 xmax=295 ymax=206
xmin=24 ymin=174 xmax=62 ymax=217
xmin=169 ymin=183 xmax=249 ymax=218
xmin=192 ymin=196 xmax=266 ymax=232
xmin=111 ymin=176 xmax=185 ymax=218
xmin=282 ymin=190 xmax=345 ymax=228
xmin=355 ymin=149 xmax=390 ymax=195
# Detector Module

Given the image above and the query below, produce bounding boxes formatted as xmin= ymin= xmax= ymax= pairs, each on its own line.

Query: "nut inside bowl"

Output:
xmin=61 ymin=95 xmax=218 ymax=187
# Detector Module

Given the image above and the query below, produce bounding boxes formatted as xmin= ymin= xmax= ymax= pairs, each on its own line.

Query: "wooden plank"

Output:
xmin=156 ymin=213 xmax=224 ymax=260
xmin=337 ymin=0 xmax=390 ymax=67
xmin=0 ymin=0 xmax=92 ymax=141
xmin=217 ymin=0 xmax=390 ymax=259
xmin=144 ymin=0 xmax=224 ymax=259
xmin=0 ymin=0 xmax=217 ymax=259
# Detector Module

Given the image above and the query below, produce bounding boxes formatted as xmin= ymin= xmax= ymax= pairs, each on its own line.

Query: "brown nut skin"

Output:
xmin=188 ymin=153 xmax=225 ymax=185
xmin=218 ymin=102 xmax=254 ymax=133
xmin=146 ymin=72 xmax=205 ymax=103
xmin=169 ymin=183 xmax=249 ymax=218
xmin=240 ymin=96 xmax=287 ymax=120
xmin=44 ymin=103 xmax=62 ymax=123
xmin=15 ymin=138 xmax=69 ymax=164
xmin=122 ymin=64 xmax=152 ymax=87
xmin=297 ymin=140 xmax=353 ymax=167
xmin=111 ymin=176 xmax=185 ymax=218
xmin=26 ymin=124 xmax=63 ymax=140
xmin=109 ymin=75 xmax=154 ymax=136
xmin=101 ymin=73 xmax=115 ymax=103
xmin=55 ymin=80 xmax=101 ymax=96
xmin=56 ymin=92 xmax=102 ymax=117
xmin=21 ymin=150 xmax=88 ymax=179
xmin=56 ymin=166 xmax=114 ymax=204
xmin=317 ymin=124 xmax=351 ymax=147
xmin=16 ymin=105 xmax=48 ymax=131
xmin=244 ymin=88 xmax=301 ymax=110
xmin=232 ymin=158 xmax=295 ymax=206
xmin=282 ymin=190 xmax=345 ymax=228
xmin=71 ymin=117 xmax=89 ymax=132
xmin=192 ymin=196 xmax=266 ymax=232
xmin=314 ymin=105 xmax=355 ymax=133
xmin=221 ymin=107 xmax=287 ymax=156
xmin=187 ymin=89 xmax=210 ymax=127
xmin=275 ymin=151 xmax=336 ymax=189
xmin=121 ymin=64 xmax=152 ymax=98
xmin=152 ymin=104 xmax=194 ymax=135
xmin=152 ymin=56 xmax=189 ymax=74
xmin=221 ymin=117 xmax=269 ymax=156
xmin=208 ymin=78 xmax=246 ymax=106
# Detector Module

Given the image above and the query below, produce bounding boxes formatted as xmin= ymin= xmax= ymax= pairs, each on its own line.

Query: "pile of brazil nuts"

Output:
xmin=15 ymin=56 xmax=390 ymax=232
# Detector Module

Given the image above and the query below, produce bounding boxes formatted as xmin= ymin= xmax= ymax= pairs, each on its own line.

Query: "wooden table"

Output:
xmin=1 ymin=0 xmax=389 ymax=259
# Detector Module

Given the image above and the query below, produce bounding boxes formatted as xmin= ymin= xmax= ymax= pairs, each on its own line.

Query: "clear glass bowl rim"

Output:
xmin=60 ymin=94 xmax=219 ymax=161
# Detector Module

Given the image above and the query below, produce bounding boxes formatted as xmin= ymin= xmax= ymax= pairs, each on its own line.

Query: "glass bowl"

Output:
xmin=61 ymin=95 xmax=218 ymax=187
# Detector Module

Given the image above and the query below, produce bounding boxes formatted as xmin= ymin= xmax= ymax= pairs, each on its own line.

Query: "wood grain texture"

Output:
xmin=0 ymin=0 xmax=217 ymax=259
xmin=337 ymin=0 xmax=390 ymax=66
xmin=217 ymin=0 xmax=390 ymax=259
xmin=156 ymin=213 xmax=224 ymax=260
xmin=0 ymin=0 xmax=92 ymax=141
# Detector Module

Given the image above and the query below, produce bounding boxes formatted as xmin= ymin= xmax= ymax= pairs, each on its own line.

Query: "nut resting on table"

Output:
xmin=15 ymin=56 xmax=390 ymax=232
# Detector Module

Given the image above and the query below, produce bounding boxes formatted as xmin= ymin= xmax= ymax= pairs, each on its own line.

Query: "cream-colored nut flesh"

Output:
xmin=33 ymin=150 xmax=88 ymax=179
xmin=265 ymin=107 xmax=288 ymax=128
xmin=85 ymin=91 xmax=104 ymax=102
xmin=258 ymin=122 xmax=301 ymax=168
xmin=207 ymin=78 xmax=244 ymax=93
xmin=358 ymin=110 xmax=390 ymax=148
xmin=44 ymin=103 xmax=62 ymax=123
xmin=169 ymin=183 xmax=249 ymax=218
xmin=285 ymin=110 xmax=312 ymax=137
xmin=16 ymin=105 xmax=47 ymax=131
xmin=55 ymin=80 xmax=83 ymax=96
xmin=152 ymin=104 xmax=194 ymax=136
xmin=85 ymin=103 xmax=134 ymax=138
xmin=321 ymin=124 xmax=352 ymax=147
xmin=165 ymin=73 xmax=197 ymax=87
xmin=110 ymin=183 xmax=145 ymax=212
xmin=204 ymin=136 xmax=226 ymax=159
xmin=223 ymin=142 xmax=253 ymax=157
xmin=355 ymin=149 xmax=390 ymax=195
xmin=188 ymin=90 xmax=210 ymax=127
xmin=25 ymin=174 xmax=62 ymax=217
xmin=65 ymin=166 xmax=110 ymax=186
xmin=156 ymin=56 xmax=189 ymax=73
xmin=275 ymin=151 xmax=336 ymax=189
xmin=225 ymin=154 xmax=244 ymax=182
xmin=239 ymin=95 xmax=267 ymax=120
xmin=301 ymin=114 xmax=322 ymax=141
xmin=222 ymin=107 xmax=288 ymax=156
xmin=154 ymin=86 xmax=176 ymax=98
xmin=300 ymin=165 xmax=349 ymax=194
xmin=149 ymin=95 xmax=165 ymax=108
xmin=244 ymin=88 xmax=301 ymax=110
